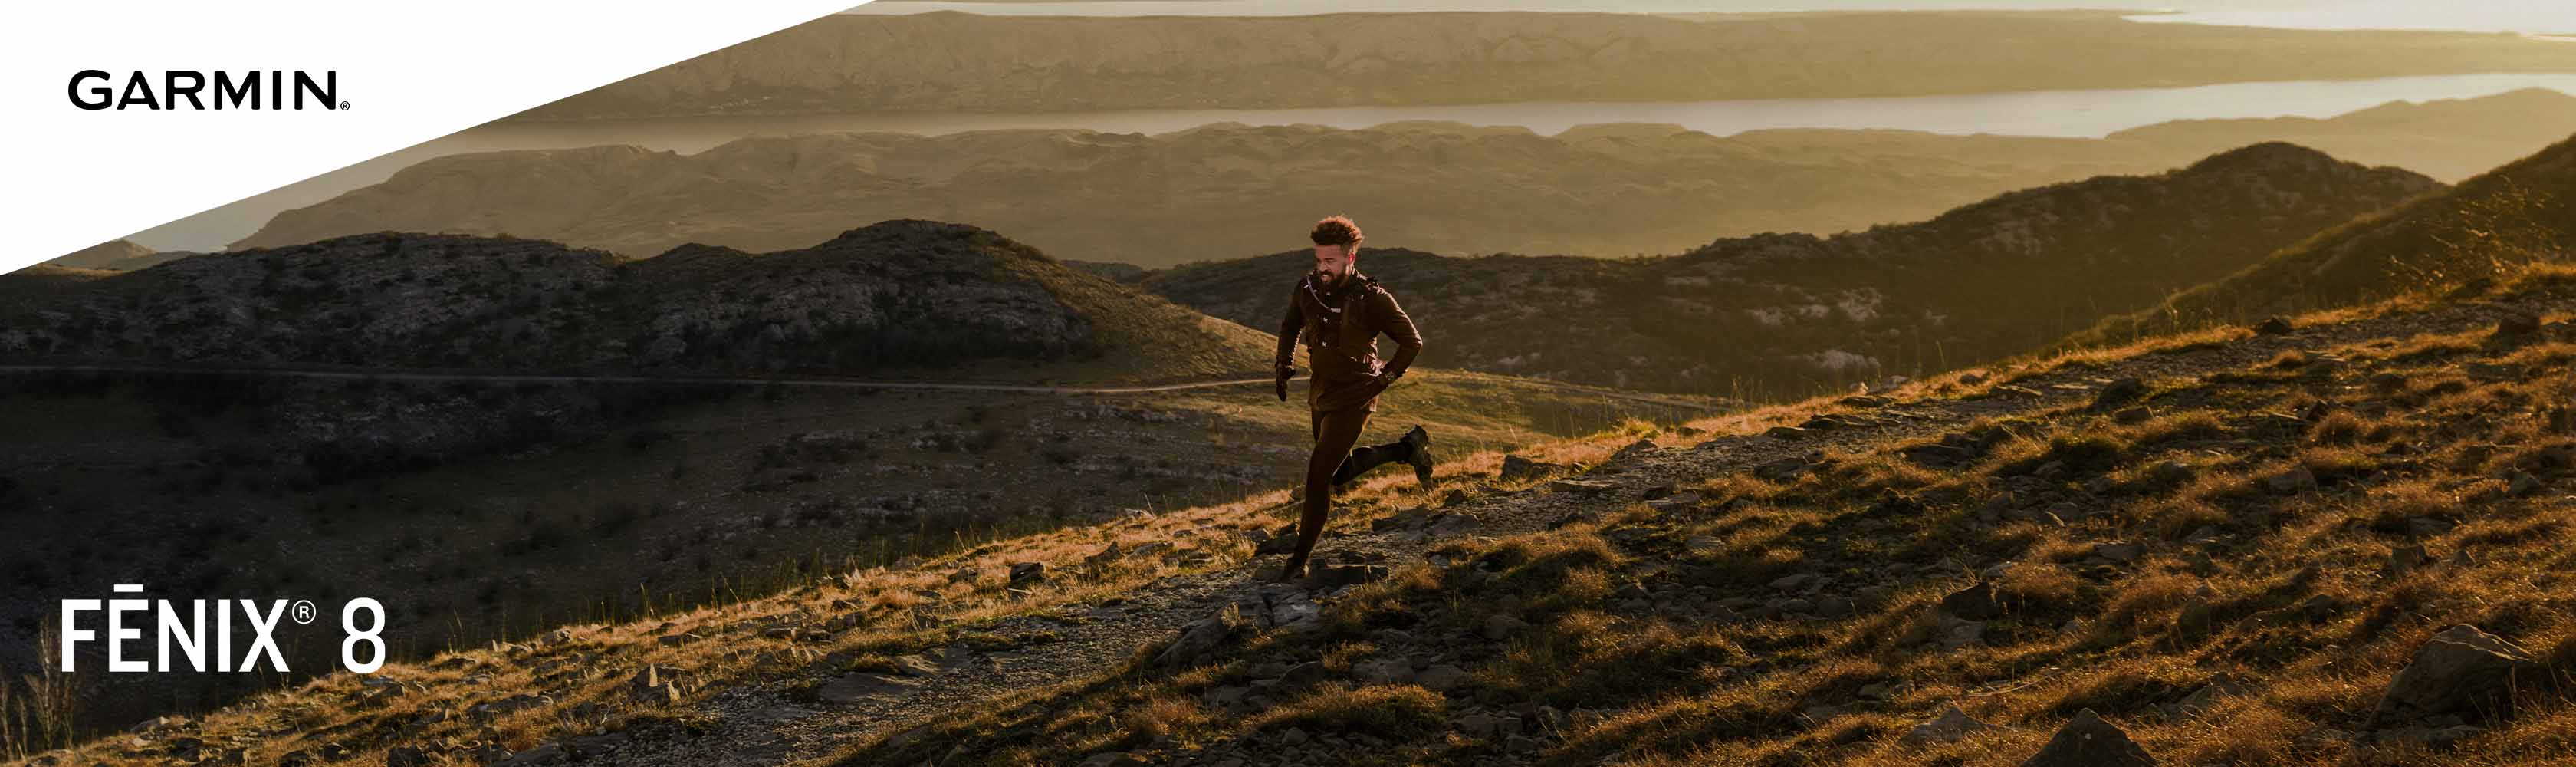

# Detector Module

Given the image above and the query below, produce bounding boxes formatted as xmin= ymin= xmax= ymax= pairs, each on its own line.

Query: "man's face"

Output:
xmin=1312 ymin=244 xmax=1354 ymax=282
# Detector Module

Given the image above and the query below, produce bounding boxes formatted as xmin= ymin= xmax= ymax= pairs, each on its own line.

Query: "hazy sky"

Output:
xmin=842 ymin=1 xmax=2576 ymax=35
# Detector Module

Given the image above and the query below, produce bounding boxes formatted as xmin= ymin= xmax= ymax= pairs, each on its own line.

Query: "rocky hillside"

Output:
xmin=0 ymin=265 xmax=109 ymax=307
xmin=1142 ymin=143 xmax=2439 ymax=397
xmin=24 ymin=241 xmax=2576 ymax=767
xmin=5 ymin=221 xmax=1270 ymax=383
xmin=231 ymin=91 xmax=2572 ymax=267
xmin=2085 ymin=130 xmax=2576 ymax=345
xmin=508 ymin=10 xmax=2576 ymax=118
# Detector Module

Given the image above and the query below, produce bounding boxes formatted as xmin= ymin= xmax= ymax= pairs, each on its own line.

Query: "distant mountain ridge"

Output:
xmin=1138 ymin=143 xmax=2440 ymax=395
xmin=225 ymin=91 xmax=2575 ymax=268
xmin=42 ymin=239 xmax=193 ymax=272
xmin=2110 ymin=87 xmax=2576 ymax=183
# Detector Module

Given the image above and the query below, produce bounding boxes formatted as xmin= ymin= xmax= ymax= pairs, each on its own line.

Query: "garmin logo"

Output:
xmin=69 ymin=69 xmax=345 ymax=110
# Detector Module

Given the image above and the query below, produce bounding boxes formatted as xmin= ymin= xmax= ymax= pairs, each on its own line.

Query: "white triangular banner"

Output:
xmin=0 ymin=1 xmax=863 ymax=274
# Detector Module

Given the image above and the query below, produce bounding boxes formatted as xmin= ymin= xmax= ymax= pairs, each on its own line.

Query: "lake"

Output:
xmin=127 ymin=71 xmax=2576 ymax=252
xmin=846 ymin=1 xmax=2576 ymax=35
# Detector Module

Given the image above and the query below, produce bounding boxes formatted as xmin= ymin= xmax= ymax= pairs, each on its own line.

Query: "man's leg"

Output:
xmin=1287 ymin=405 xmax=1371 ymax=577
xmin=1332 ymin=425 xmax=1435 ymax=489
xmin=1331 ymin=439 xmax=1411 ymax=486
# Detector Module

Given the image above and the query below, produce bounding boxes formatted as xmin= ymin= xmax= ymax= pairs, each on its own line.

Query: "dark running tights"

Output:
xmin=1289 ymin=407 xmax=1411 ymax=571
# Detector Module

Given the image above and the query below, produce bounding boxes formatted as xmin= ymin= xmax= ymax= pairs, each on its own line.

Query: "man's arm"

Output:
xmin=1274 ymin=284 xmax=1303 ymax=372
xmin=1374 ymin=288 xmax=1422 ymax=380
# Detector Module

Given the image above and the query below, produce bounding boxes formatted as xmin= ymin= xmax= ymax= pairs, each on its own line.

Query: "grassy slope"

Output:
xmin=819 ymin=271 xmax=2576 ymax=767
xmin=2078 ymin=131 xmax=2576 ymax=347
xmin=0 ymin=360 xmax=1712 ymax=746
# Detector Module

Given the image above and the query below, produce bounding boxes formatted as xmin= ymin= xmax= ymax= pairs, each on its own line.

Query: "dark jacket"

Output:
xmin=1276 ymin=268 xmax=1423 ymax=413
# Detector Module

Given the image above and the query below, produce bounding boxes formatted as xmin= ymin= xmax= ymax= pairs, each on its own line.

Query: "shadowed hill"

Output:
xmin=1142 ymin=143 xmax=2440 ymax=397
xmin=2079 ymin=130 xmax=2576 ymax=347
xmin=0 ymin=265 xmax=111 ymax=307
xmin=4 ymin=221 xmax=1273 ymax=384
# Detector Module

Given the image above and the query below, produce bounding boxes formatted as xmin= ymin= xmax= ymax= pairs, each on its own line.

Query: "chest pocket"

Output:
xmin=1303 ymin=286 xmax=1378 ymax=364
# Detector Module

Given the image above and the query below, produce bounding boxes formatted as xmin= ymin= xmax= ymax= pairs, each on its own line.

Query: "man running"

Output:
xmin=1270 ymin=215 xmax=1434 ymax=581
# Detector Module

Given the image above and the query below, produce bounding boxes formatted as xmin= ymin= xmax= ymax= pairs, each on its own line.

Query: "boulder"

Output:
xmin=1938 ymin=581 xmax=2006 ymax=621
xmin=495 ymin=743 xmax=567 ymax=767
xmin=1155 ymin=611 xmax=1244 ymax=669
xmin=1417 ymin=664 xmax=1472 ymax=693
xmin=888 ymin=653 xmax=941 ymax=677
xmin=2493 ymin=311 xmax=2541 ymax=342
xmin=2371 ymin=624 xmax=2540 ymax=727
xmin=1276 ymin=660 xmax=1329 ymax=689
xmin=1254 ymin=531 xmax=1301 ymax=555
xmin=2093 ymin=377 xmax=2145 ymax=408
xmin=1753 ymin=456 xmax=1810 ymax=481
xmin=2262 ymin=466 xmax=2318 ymax=495
xmin=2384 ymin=545 xmax=2428 ymax=579
xmin=1608 ymin=438 xmax=1664 ymax=464
xmin=626 ymin=663 xmax=691 ymax=705
xmin=2022 ymin=709 xmax=2156 ymax=767
xmin=1309 ymin=562 xmax=1388 ymax=590
xmin=2095 ymin=542 xmax=2147 ymax=564
xmin=384 ymin=746 xmax=433 ymax=767
xmin=1500 ymin=455 xmax=1561 ymax=482
xmin=1901 ymin=704 xmax=1995 ymax=745
xmin=2170 ymin=673 xmax=2251 ymax=718
xmin=1355 ymin=658 xmax=1415 ymax=684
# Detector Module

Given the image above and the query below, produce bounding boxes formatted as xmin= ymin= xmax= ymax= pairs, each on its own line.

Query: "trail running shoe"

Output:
xmin=1402 ymin=424 xmax=1435 ymax=489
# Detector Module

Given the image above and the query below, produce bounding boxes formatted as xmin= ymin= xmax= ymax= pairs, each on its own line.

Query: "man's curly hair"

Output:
xmin=1309 ymin=216 xmax=1364 ymax=251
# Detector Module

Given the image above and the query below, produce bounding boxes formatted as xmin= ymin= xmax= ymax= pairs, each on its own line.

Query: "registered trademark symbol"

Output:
xmin=339 ymin=101 xmax=350 ymax=110
xmin=291 ymin=600 xmax=317 ymax=624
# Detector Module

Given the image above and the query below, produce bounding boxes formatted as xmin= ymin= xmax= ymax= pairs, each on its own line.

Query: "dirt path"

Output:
xmin=550 ymin=298 xmax=2554 ymax=766
xmin=0 ymin=363 xmax=1723 ymax=411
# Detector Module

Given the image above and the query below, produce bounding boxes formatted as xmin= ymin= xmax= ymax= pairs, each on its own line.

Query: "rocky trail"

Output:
xmin=555 ymin=294 xmax=2560 ymax=767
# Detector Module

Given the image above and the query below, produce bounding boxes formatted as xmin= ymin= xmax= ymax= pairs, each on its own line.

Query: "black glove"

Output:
xmin=1274 ymin=365 xmax=1296 ymax=402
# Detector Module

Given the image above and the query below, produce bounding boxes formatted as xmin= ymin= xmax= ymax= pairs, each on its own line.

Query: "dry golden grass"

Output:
xmin=811 ymin=279 xmax=2576 ymax=767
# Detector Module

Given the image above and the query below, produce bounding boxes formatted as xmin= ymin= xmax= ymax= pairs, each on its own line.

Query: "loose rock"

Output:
xmin=2022 ymin=709 xmax=2156 ymax=767
xmin=2371 ymin=624 xmax=2540 ymax=728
